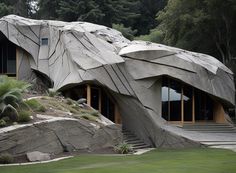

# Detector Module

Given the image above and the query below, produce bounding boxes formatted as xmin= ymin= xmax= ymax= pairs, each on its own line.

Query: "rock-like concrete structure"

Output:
xmin=0 ymin=119 xmax=122 ymax=156
xmin=0 ymin=15 xmax=234 ymax=148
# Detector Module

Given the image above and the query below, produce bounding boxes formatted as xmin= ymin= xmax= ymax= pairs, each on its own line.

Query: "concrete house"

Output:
xmin=0 ymin=15 xmax=235 ymax=148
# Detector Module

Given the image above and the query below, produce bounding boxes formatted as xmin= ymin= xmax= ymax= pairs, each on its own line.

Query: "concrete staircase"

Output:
xmin=182 ymin=123 xmax=236 ymax=151
xmin=182 ymin=123 xmax=236 ymax=133
xmin=122 ymin=129 xmax=151 ymax=150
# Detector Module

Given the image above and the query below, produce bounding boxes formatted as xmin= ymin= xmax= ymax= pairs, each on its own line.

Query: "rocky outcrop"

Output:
xmin=0 ymin=119 xmax=122 ymax=156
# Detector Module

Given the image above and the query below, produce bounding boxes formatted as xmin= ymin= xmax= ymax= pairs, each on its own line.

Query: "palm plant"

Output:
xmin=0 ymin=76 xmax=30 ymax=120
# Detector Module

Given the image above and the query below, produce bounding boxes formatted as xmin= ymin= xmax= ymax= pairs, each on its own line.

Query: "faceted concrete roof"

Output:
xmin=0 ymin=15 xmax=234 ymax=105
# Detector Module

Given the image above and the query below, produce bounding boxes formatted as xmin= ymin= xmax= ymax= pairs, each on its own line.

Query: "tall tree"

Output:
xmin=133 ymin=0 xmax=167 ymax=35
xmin=155 ymin=0 xmax=236 ymax=64
xmin=0 ymin=3 xmax=13 ymax=17
xmin=38 ymin=0 xmax=60 ymax=19
xmin=56 ymin=0 xmax=140 ymax=27
xmin=0 ymin=0 xmax=36 ymax=18
xmin=57 ymin=0 xmax=104 ymax=23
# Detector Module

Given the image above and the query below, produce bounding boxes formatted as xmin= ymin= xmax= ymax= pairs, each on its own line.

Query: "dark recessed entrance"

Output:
xmin=0 ymin=33 xmax=16 ymax=77
xmin=62 ymin=84 xmax=121 ymax=124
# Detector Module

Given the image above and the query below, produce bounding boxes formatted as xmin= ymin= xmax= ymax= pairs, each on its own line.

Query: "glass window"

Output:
xmin=195 ymin=89 xmax=213 ymax=121
xmin=162 ymin=77 xmax=181 ymax=121
xmin=162 ymin=77 xmax=214 ymax=122
xmin=7 ymin=42 xmax=16 ymax=74
xmin=101 ymin=90 xmax=115 ymax=122
xmin=183 ymin=85 xmax=193 ymax=121
xmin=0 ymin=40 xmax=16 ymax=76
xmin=91 ymin=88 xmax=99 ymax=110
xmin=169 ymin=79 xmax=181 ymax=121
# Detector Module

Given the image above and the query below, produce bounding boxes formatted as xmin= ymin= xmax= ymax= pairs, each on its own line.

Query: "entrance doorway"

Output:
xmin=63 ymin=84 xmax=121 ymax=124
xmin=0 ymin=35 xmax=16 ymax=77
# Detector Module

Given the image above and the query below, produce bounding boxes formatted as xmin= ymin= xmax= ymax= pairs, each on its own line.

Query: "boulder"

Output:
xmin=26 ymin=151 xmax=50 ymax=162
xmin=0 ymin=119 xmax=122 ymax=156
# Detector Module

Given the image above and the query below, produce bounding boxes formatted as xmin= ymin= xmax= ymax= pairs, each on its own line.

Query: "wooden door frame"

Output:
xmin=86 ymin=84 xmax=121 ymax=124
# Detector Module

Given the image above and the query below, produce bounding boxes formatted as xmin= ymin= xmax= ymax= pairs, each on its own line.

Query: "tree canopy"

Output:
xmin=155 ymin=0 xmax=236 ymax=65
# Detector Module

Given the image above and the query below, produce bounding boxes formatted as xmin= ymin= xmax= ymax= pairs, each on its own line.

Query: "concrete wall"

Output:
xmin=17 ymin=48 xmax=34 ymax=81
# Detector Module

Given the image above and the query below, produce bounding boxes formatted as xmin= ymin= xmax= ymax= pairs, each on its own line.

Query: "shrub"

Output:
xmin=114 ymin=142 xmax=134 ymax=154
xmin=80 ymin=109 xmax=99 ymax=117
xmin=24 ymin=99 xmax=46 ymax=112
xmin=71 ymin=105 xmax=80 ymax=111
xmin=48 ymin=88 xmax=60 ymax=97
xmin=0 ymin=76 xmax=30 ymax=118
xmin=2 ymin=116 xmax=10 ymax=123
xmin=1 ymin=104 xmax=19 ymax=122
xmin=0 ymin=153 xmax=13 ymax=164
xmin=18 ymin=110 xmax=31 ymax=122
xmin=0 ymin=119 xmax=6 ymax=127
xmin=80 ymin=114 xmax=98 ymax=121
xmin=37 ymin=105 xmax=46 ymax=112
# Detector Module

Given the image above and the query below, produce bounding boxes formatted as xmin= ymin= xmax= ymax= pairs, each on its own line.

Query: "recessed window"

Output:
xmin=41 ymin=38 xmax=49 ymax=45
xmin=161 ymin=76 xmax=213 ymax=122
xmin=0 ymin=40 xmax=16 ymax=77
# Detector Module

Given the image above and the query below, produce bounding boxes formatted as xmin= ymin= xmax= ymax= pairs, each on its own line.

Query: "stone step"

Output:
xmin=186 ymin=128 xmax=236 ymax=131
xmin=183 ymin=126 xmax=235 ymax=129
xmin=132 ymin=144 xmax=151 ymax=150
xmin=133 ymin=143 xmax=149 ymax=147
xmin=209 ymin=145 xmax=236 ymax=152
xmin=124 ymin=139 xmax=144 ymax=144
xmin=183 ymin=124 xmax=235 ymax=128
xmin=202 ymin=141 xmax=236 ymax=146
xmin=122 ymin=129 xmax=151 ymax=150
xmin=126 ymin=141 xmax=147 ymax=146
xmin=123 ymin=134 xmax=137 ymax=138
xmin=182 ymin=123 xmax=236 ymax=134
xmin=183 ymin=125 xmax=235 ymax=128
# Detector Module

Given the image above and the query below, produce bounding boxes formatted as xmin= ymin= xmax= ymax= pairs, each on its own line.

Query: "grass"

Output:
xmin=35 ymin=96 xmax=100 ymax=122
xmin=1 ymin=148 xmax=236 ymax=173
xmin=38 ymin=96 xmax=81 ymax=114
xmin=18 ymin=110 xmax=31 ymax=122
xmin=24 ymin=99 xmax=46 ymax=112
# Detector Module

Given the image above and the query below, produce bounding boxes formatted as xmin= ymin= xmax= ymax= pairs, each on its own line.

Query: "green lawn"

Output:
xmin=1 ymin=148 xmax=236 ymax=173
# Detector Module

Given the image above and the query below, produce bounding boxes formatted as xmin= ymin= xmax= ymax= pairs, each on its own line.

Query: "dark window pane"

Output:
xmin=2 ymin=44 xmax=7 ymax=73
xmin=183 ymin=85 xmax=192 ymax=121
xmin=0 ymin=40 xmax=16 ymax=75
xmin=169 ymin=79 xmax=181 ymax=121
xmin=101 ymin=91 xmax=115 ymax=122
xmin=195 ymin=89 xmax=202 ymax=120
xmin=0 ymin=45 xmax=2 ymax=73
xmin=195 ymin=89 xmax=213 ymax=121
xmin=7 ymin=42 xmax=16 ymax=74
xmin=91 ymin=88 xmax=99 ymax=110
xmin=205 ymin=96 xmax=213 ymax=120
